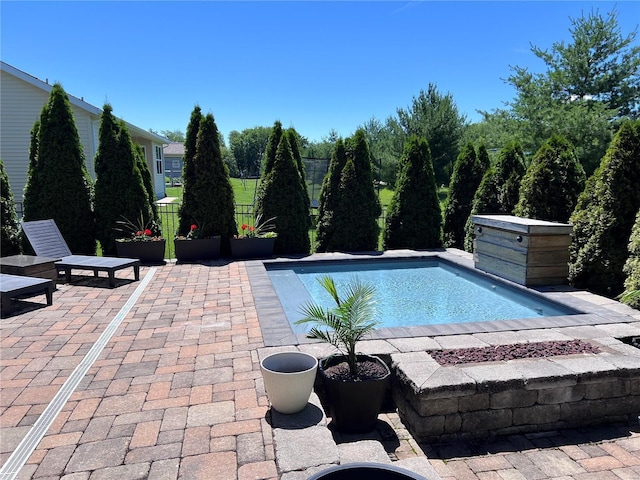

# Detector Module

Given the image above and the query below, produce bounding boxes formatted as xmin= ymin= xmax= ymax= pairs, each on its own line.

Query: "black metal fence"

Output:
xmin=16 ymin=201 xmax=386 ymax=259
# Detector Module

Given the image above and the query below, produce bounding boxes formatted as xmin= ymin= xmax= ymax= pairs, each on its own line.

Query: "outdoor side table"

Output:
xmin=0 ymin=254 xmax=61 ymax=281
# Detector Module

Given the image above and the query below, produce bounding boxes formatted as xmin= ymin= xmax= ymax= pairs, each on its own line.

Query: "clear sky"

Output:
xmin=2 ymin=1 xmax=639 ymax=143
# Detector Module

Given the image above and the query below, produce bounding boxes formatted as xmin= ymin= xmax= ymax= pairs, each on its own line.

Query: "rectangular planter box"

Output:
xmin=174 ymin=237 xmax=221 ymax=262
xmin=116 ymin=239 xmax=166 ymax=264
xmin=230 ymin=237 xmax=275 ymax=259
xmin=472 ymin=215 xmax=572 ymax=286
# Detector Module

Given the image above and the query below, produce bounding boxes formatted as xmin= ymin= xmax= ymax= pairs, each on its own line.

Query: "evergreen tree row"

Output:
xmin=22 ymin=84 xmax=95 ymax=254
xmin=20 ymin=84 xmax=159 ymax=257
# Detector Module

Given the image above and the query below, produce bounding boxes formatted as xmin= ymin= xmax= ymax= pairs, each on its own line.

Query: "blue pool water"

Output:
xmin=266 ymin=258 xmax=579 ymax=334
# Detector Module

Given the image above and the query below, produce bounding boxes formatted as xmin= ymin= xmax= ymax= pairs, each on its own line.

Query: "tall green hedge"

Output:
xmin=257 ymin=131 xmax=310 ymax=254
xmin=22 ymin=122 xmax=42 ymax=228
xmin=463 ymin=140 xmax=526 ymax=251
xmin=187 ymin=113 xmax=237 ymax=253
xmin=514 ymin=134 xmax=585 ymax=223
xmin=569 ymin=120 xmax=640 ymax=296
xmin=22 ymin=83 xmax=94 ymax=254
xmin=288 ymin=128 xmax=311 ymax=231
xmin=136 ymin=144 xmax=160 ymax=231
xmin=94 ymin=104 xmax=157 ymax=253
xmin=326 ymin=130 xmax=381 ymax=252
xmin=255 ymin=120 xmax=284 ymax=220
xmin=477 ymin=143 xmax=491 ymax=171
xmin=315 ymin=138 xmax=347 ymax=252
xmin=1 ymin=159 xmax=21 ymax=256
xmin=262 ymin=120 xmax=283 ymax=177
xmin=383 ymin=136 xmax=442 ymax=249
xmin=621 ymin=210 xmax=640 ymax=310
xmin=178 ymin=106 xmax=203 ymax=235
xmin=442 ymin=143 xmax=485 ymax=248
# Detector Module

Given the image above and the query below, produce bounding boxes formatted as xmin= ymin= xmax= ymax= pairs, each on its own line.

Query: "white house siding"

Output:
xmin=0 ymin=69 xmax=99 ymax=203
xmin=1 ymin=62 xmax=168 ymax=204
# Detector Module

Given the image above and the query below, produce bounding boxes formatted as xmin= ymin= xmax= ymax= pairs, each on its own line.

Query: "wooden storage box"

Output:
xmin=472 ymin=215 xmax=572 ymax=286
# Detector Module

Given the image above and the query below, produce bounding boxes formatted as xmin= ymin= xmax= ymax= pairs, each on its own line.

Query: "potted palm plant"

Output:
xmin=230 ymin=214 xmax=277 ymax=259
xmin=296 ymin=275 xmax=390 ymax=433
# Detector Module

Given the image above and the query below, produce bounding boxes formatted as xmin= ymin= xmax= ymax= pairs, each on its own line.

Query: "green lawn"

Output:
xmin=165 ymin=182 xmax=447 ymax=214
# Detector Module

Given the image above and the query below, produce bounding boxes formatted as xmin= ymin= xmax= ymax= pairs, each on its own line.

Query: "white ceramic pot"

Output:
xmin=260 ymin=351 xmax=318 ymax=414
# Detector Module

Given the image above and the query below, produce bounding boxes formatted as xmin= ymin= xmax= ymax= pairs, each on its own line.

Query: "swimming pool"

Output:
xmin=266 ymin=257 xmax=581 ymax=335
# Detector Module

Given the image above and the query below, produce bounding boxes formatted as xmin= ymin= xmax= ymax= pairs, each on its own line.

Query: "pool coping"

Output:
xmin=247 ymin=249 xmax=640 ymax=347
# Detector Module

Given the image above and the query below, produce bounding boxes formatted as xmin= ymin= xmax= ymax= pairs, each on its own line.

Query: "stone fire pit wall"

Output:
xmin=472 ymin=214 xmax=573 ymax=286
xmin=390 ymin=347 xmax=640 ymax=443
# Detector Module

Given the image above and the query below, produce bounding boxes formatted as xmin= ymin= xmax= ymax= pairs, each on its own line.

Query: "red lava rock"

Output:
xmin=430 ymin=339 xmax=601 ymax=366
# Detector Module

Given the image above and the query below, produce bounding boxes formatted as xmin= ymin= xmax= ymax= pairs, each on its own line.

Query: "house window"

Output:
xmin=155 ymin=146 xmax=163 ymax=174
xmin=173 ymin=159 xmax=181 ymax=169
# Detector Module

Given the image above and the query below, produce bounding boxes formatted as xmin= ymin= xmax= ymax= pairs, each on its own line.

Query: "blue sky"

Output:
xmin=2 ymin=1 xmax=639 ymax=143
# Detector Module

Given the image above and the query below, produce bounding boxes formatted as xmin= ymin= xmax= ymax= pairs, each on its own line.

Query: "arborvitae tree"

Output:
xmin=94 ymin=104 xmax=123 ymax=255
xmin=178 ymin=106 xmax=203 ymax=235
xmin=262 ymin=120 xmax=283 ymax=177
xmin=514 ymin=135 xmax=586 ymax=223
xmin=255 ymin=120 xmax=284 ymax=218
xmin=477 ymin=143 xmax=491 ymax=171
xmin=315 ymin=138 xmax=347 ymax=252
xmin=463 ymin=141 xmax=527 ymax=251
xmin=135 ymin=144 xmax=160 ymax=235
xmin=22 ymin=83 xmax=94 ymax=254
xmin=569 ymin=120 xmax=640 ymax=296
xmin=327 ymin=130 xmax=381 ymax=252
xmin=1 ymin=159 xmax=21 ymax=256
xmin=115 ymin=121 xmax=155 ymax=234
xmin=442 ymin=143 xmax=485 ymax=248
xmin=383 ymin=136 xmax=442 ymax=250
xmin=621 ymin=210 xmax=640 ymax=310
xmin=22 ymin=121 xmax=42 ymax=224
xmin=288 ymin=128 xmax=311 ymax=231
xmin=257 ymin=131 xmax=310 ymax=254
xmin=94 ymin=106 xmax=157 ymax=254
xmin=190 ymin=113 xmax=237 ymax=254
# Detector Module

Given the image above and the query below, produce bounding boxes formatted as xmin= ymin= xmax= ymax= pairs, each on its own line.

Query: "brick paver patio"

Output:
xmin=1 ymin=261 xmax=638 ymax=479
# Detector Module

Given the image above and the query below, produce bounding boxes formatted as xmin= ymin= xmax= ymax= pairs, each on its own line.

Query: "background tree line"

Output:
xmin=164 ymin=8 xmax=638 ymax=194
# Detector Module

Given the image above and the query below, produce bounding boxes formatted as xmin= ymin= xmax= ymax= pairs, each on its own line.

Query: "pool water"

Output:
xmin=266 ymin=258 xmax=579 ymax=334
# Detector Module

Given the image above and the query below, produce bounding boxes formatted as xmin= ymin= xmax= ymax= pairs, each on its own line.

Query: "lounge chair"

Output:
xmin=1 ymin=273 xmax=54 ymax=315
xmin=22 ymin=219 xmax=140 ymax=288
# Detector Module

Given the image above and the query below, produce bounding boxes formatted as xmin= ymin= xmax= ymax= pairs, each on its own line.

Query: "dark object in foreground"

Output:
xmin=307 ymin=462 xmax=427 ymax=480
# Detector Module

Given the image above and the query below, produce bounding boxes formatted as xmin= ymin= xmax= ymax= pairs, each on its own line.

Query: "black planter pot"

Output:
xmin=230 ymin=237 xmax=275 ymax=259
xmin=319 ymin=354 xmax=390 ymax=433
xmin=115 ymin=239 xmax=166 ymax=265
xmin=307 ymin=462 xmax=427 ymax=480
xmin=174 ymin=237 xmax=221 ymax=262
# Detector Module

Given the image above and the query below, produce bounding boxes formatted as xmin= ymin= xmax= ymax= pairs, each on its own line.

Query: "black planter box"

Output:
xmin=174 ymin=237 xmax=221 ymax=262
xmin=115 ymin=239 xmax=166 ymax=264
xmin=230 ymin=237 xmax=275 ymax=259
